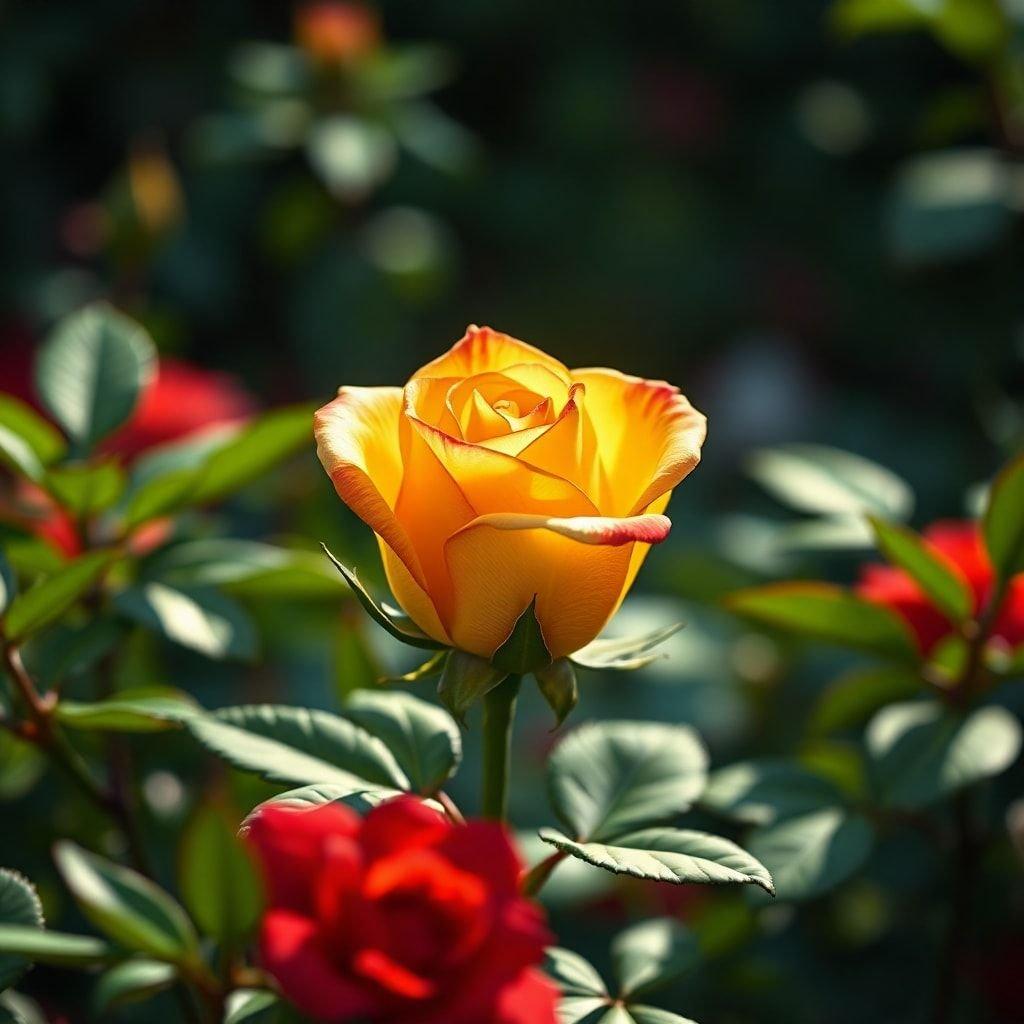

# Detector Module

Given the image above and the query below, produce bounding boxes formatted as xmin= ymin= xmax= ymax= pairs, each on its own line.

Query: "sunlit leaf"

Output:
xmin=611 ymin=918 xmax=698 ymax=999
xmin=548 ymin=721 xmax=708 ymax=842
xmin=56 ymin=688 xmax=197 ymax=733
xmin=93 ymin=959 xmax=176 ymax=1014
xmin=44 ymin=461 xmax=125 ymax=517
xmin=35 ymin=304 xmax=156 ymax=450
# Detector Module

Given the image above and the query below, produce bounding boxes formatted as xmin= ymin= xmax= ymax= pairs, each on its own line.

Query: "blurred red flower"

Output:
xmin=295 ymin=2 xmax=381 ymax=64
xmin=856 ymin=520 xmax=1024 ymax=655
xmin=1 ymin=337 xmax=255 ymax=556
xmin=244 ymin=796 xmax=558 ymax=1024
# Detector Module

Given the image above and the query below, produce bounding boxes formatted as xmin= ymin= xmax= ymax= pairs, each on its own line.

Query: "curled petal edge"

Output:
xmin=454 ymin=512 xmax=672 ymax=547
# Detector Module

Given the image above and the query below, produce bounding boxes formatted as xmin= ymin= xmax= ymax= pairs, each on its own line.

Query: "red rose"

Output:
xmin=856 ymin=520 xmax=1024 ymax=655
xmin=244 ymin=796 xmax=559 ymax=1024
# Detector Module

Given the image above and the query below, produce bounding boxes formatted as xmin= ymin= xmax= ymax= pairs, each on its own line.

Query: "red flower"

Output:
xmin=856 ymin=520 xmax=1024 ymax=655
xmin=295 ymin=2 xmax=381 ymax=64
xmin=244 ymin=796 xmax=558 ymax=1024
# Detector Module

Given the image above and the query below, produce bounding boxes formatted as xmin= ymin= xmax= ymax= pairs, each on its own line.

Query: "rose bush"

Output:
xmin=857 ymin=519 xmax=1024 ymax=654
xmin=314 ymin=326 xmax=706 ymax=660
xmin=245 ymin=795 xmax=558 ymax=1024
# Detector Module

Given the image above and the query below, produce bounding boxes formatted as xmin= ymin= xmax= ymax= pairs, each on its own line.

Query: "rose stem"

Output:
xmin=480 ymin=674 xmax=521 ymax=822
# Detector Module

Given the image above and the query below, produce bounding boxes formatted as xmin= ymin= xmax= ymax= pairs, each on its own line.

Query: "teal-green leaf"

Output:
xmin=242 ymin=784 xmax=407 ymax=827
xmin=224 ymin=988 xmax=305 ymax=1024
xmin=115 ymin=583 xmax=257 ymax=661
xmin=93 ymin=959 xmax=176 ymax=1014
xmin=186 ymin=705 xmax=408 ymax=791
xmin=745 ymin=808 xmax=874 ymax=901
xmin=344 ymin=690 xmax=461 ymax=796
xmin=35 ymin=304 xmax=156 ymax=450
xmin=726 ymin=583 xmax=917 ymax=662
xmin=547 ymin=721 xmax=708 ymax=843
xmin=0 ymin=990 xmax=47 ymax=1024
xmin=869 ymin=516 xmax=972 ymax=622
xmin=53 ymin=842 xmax=198 ymax=962
xmin=540 ymin=827 xmax=774 ymax=895
xmin=534 ymin=658 xmax=578 ymax=727
xmin=544 ymin=947 xmax=608 ymax=998
xmin=746 ymin=444 xmax=913 ymax=520
xmin=612 ymin=918 xmax=698 ymax=999
xmin=44 ymin=461 xmax=126 ymax=517
xmin=0 ymin=927 xmax=117 ymax=968
xmin=571 ymin=624 xmax=682 ymax=672
xmin=437 ymin=649 xmax=505 ymax=726
xmin=491 ymin=597 xmax=552 ymax=675
xmin=321 ymin=545 xmax=444 ymax=649
xmin=0 ymin=871 xmax=43 ymax=992
xmin=983 ymin=453 xmax=1024 ymax=582
xmin=179 ymin=805 xmax=263 ymax=946
xmin=866 ymin=701 xmax=1022 ymax=808
xmin=4 ymin=551 xmax=115 ymax=641
xmin=628 ymin=1008 xmax=700 ymax=1024
xmin=701 ymin=759 xmax=846 ymax=828
xmin=56 ymin=688 xmax=198 ymax=733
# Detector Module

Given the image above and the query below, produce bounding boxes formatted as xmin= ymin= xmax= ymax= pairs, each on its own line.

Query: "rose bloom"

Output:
xmin=295 ymin=2 xmax=381 ymax=63
xmin=1 ymin=347 xmax=254 ymax=556
xmin=857 ymin=520 xmax=1024 ymax=655
xmin=245 ymin=795 xmax=558 ymax=1024
xmin=314 ymin=326 xmax=706 ymax=660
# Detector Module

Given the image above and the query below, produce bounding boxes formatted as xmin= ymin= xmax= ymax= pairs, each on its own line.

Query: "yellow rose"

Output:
xmin=314 ymin=326 xmax=706 ymax=661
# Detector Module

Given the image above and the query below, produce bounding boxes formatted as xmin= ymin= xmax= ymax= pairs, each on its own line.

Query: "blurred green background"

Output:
xmin=2 ymin=1 xmax=1024 ymax=1022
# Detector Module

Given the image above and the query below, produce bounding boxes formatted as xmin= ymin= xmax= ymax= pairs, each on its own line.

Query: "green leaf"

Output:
xmin=0 ymin=871 xmax=43 ymax=992
xmin=726 ymin=583 xmax=917 ymax=662
xmin=321 ymin=545 xmax=444 ymax=649
xmin=35 ymin=303 xmax=156 ymax=450
xmin=491 ymin=597 xmax=552 ymax=674
xmin=93 ymin=959 xmax=177 ymax=1013
xmin=4 ymin=551 xmax=115 ymax=641
xmin=44 ymin=461 xmax=126 ymax=517
xmin=701 ymin=759 xmax=846 ymax=827
xmin=437 ymin=649 xmax=505 ymax=726
xmin=808 ymin=666 xmax=922 ymax=737
xmin=115 ymin=583 xmax=257 ymax=661
xmin=628 ymin=1008 xmax=700 ymax=1024
xmin=242 ymin=783 xmax=405 ymax=826
xmin=306 ymin=115 xmax=397 ymax=200
xmin=344 ymin=690 xmax=461 ymax=796
xmin=224 ymin=988 xmax=303 ymax=1024
xmin=547 ymin=721 xmax=708 ymax=842
xmin=869 ymin=517 xmax=972 ymax=622
xmin=0 ymin=427 xmax=44 ymax=484
xmin=866 ymin=701 xmax=1022 ymax=808
xmin=539 ymin=827 xmax=774 ymax=895
xmin=571 ymin=624 xmax=682 ymax=672
xmin=556 ymin=999 xmax=618 ymax=1024
xmin=0 ymin=396 xmax=66 ymax=466
xmin=179 ymin=805 xmax=263 ymax=946
xmin=186 ymin=705 xmax=407 ymax=791
xmin=121 ymin=468 xmax=201 ymax=529
xmin=612 ymin=918 xmax=698 ymax=999
xmin=745 ymin=808 xmax=874 ymax=901
xmin=0 ymin=927 xmax=117 ymax=967
xmin=0 ymin=990 xmax=48 ymax=1024
xmin=144 ymin=540 xmax=342 ymax=600
xmin=983 ymin=453 xmax=1024 ymax=581
xmin=0 ymin=553 xmax=15 ymax=617
xmin=54 ymin=841 xmax=199 ymax=963
xmin=746 ymin=444 xmax=913 ymax=520
xmin=0 ymin=732 xmax=44 ymax=801
xmin=535 ymin=658 xmax=578 ymax=727
xmin=544 ymin=947 xmax=608 ymax=998
xmin=190 ymin=403 xmax=316 ymax=505
xmin=56 ymin=688 xmax=198 ymax=733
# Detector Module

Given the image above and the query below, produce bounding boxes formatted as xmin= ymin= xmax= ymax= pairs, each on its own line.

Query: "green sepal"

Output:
xmin=320 ymin=544 xmax=445 ymax=650
xmin=491 ymin=596 xmax=552 ymax=675
xmin=437 ymin=649 xmax=505 ymax=727
xmin=535 ymin=658 xmax=578 ymax=727
xmin=571 ymin=623 xmax=683 ymax=672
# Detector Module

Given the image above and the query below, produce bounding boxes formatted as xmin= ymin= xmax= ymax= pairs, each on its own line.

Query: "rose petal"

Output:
xmin=359 ymin=796 xmax=449 ymax=863
xmin=492 ymin=968 xmax=560 ymax=1024
xmin=411 ymin=325 xmax=571 ymax=385
xmin=571 ymin=367 xmax=706 ymax=515
xmin=260 ymin=909 xmax=383 ymax=1022
xmin=464 ymin=511 xmax=671 ymax=546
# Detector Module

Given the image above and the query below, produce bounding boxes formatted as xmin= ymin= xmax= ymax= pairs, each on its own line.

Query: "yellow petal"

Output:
xmin=411 ymin=325 xmax=571 ymax=384
xmin=314 ymin=388 xmax=428 ymax=591
xmin=443 ymin=516 xmax=642 ymax=659
xmin=378 ymin=538 xmax=453 ymax=646
xmin=571 ymin=368 xmax=706 ymax=515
